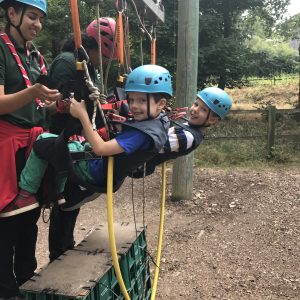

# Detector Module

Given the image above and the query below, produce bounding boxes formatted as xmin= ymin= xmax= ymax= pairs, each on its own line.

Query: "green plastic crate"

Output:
xmin=20 ymin=223 xmax=151 ymax=300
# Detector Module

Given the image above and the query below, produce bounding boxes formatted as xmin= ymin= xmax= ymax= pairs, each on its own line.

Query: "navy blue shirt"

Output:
xmin=88 ymin=128 xmax=152 ymax=185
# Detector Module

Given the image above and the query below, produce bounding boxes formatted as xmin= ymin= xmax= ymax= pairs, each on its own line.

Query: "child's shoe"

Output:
xmin=60 ymin=186 xmax=99 ymax=211
xmin=0 ymin=190 xmax=39 ymax=217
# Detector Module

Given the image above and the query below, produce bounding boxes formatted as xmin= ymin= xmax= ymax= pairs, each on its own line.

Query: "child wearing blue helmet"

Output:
xmin=132 ymin=86 xmax=233 ymax=177
xmin=3 ymin=65 xmax=172 ymax=217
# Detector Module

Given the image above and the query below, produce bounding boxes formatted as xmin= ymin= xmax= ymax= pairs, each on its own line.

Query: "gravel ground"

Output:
xmin=35 ymin=165 xmax=300 ymax=300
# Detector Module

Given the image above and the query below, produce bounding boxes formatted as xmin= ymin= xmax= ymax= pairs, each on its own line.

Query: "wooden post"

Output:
xmin=267 ymin=105 xmax=276 ymax=158
xmin=298 ymin=44 xmax=300 ymax=108
xmin=171 ymin=0 xmax=199 ymax=201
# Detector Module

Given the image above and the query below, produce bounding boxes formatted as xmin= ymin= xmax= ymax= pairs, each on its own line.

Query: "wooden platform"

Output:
xmin=75 ymin=223 xmax=145 ymax=255
xmin=20 ymin=223 xmax=146 ymax=299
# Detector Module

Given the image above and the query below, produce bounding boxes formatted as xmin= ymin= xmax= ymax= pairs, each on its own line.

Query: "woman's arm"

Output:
xmin=0 ymin=84 xmax=61 ymax=115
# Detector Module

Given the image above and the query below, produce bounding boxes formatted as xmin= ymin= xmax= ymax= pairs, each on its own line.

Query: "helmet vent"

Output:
xmin=213 ymin=99 xmax=220 ymax=105
xmin=100 ymin=21 xmax=109 ymax=27
xmin=145 ymin=78 xmax=152 ymax=85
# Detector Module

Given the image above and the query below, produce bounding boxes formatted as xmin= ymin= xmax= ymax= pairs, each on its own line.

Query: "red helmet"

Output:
xmin=86 ymin=17 xmax=118 ymax=60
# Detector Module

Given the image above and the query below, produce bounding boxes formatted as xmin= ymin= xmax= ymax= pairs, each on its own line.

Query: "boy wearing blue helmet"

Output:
xmin=132 ymin=86 xmax=233 ymax=177
xmin=4 ymin=65 xmax=171 ymax=216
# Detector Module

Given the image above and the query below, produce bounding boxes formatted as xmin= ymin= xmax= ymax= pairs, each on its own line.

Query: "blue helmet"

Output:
xmin=125 ymin=64 xmax=172 ymax=98
xmin=197 ymin=87 xmax=232 ymax=119
xmin=0 ymin=0 xmax=47 ymax=15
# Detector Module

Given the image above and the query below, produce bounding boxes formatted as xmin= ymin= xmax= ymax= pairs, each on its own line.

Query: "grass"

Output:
xmin=194 ymin=80 xmax=300 ymax=168
xmin=194 ymin=139 xmax=300 ymax=169
xmin=246 ymin=74 xmax=298 ymax=86
xmin=226 ymin=79 xmax=299 ymax=110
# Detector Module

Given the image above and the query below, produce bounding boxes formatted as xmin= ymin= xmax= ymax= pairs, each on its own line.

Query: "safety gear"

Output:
xmin=86 ymin=17 xmax=118 ymax=60
xmin=0 ymin=0 xmax=47 ymax=15
xmin=197 ymin=87 xmax=232 ymax=119
xmin=125 ymin=64 xmax=172 ymax=97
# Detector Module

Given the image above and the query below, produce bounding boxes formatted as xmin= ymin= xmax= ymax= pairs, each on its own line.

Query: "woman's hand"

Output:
xmin=31 ymin=83 xmax=61 ymax=102
xmin=69 ymin=98 xmax=88 ymax=120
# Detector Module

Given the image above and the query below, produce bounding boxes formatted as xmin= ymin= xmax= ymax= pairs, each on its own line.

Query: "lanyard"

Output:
xmin=0 ymin=33 xmax=47 ymax=109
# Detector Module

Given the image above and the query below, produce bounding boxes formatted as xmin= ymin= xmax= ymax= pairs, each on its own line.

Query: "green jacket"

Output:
xmin=0 ymin=33 xmax=47 ymax=128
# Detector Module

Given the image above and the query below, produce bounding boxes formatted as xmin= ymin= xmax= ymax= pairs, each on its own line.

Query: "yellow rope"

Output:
xmin=150 ymin=162 xmax=166 ymax=300
xmin=106 ymin=156 xmax=130 ymax=300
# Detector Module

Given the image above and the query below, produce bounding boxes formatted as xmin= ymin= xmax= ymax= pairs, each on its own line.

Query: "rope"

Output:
xmin=130 ymin=176 xmax=138 ymax=238
xmin=103 ymin=12 xmax=119 ymax=95
xmin=139 ymin=21 xmax=144 ymax=65
xmin=142 ymin=163 xmax=146 ymax=229
xmin=128 ymin=0 xmax=152 ymax=41
xmin=106 ymin=156 xmax=130 ymax=300
xmin=150 ymin=162 xmax=167 ymax=300
xmin=82 ymin=61 xmax=108 ymax=133
xmin=96 ymin=4 xmax=105 ymax=95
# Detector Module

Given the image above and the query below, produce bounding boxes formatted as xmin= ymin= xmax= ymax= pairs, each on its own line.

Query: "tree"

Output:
xmin=276 ymin=13 xmax=300 ymax=40
xmin=198 ymin=0 xmax=291 ymax=88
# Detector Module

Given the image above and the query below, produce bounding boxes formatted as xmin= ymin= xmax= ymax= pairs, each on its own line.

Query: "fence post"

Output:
xmin=267 ymin=105 xmax=276 ymax=157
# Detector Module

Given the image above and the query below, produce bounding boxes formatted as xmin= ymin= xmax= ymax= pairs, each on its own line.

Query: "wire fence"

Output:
xmin=205 ymin=107 xmax=300 ymax=157
xmin=247 ymin=74 xmax=298 ymax=86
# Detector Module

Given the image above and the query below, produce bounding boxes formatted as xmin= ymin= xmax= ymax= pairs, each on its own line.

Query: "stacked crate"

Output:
xmin=20 ymin=223 xmax=151 ymax=300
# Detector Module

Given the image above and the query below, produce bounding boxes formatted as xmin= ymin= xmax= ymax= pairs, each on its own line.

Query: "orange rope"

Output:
xmin=151 ymin=38 xmax=156 ymax=64
xmin=117 ymin=11 xmax=124 ymax=66
xmin=70 ymin=0 xmax=82 ymax=49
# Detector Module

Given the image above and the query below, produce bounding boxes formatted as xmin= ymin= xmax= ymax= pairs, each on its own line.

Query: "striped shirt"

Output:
xmin=161 ymin=122 xmax=195 ymax=154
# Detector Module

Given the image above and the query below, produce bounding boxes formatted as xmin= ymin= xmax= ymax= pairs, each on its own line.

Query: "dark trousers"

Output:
xmin=0 ymin=147 xmax=40 ymax=298
xmin=48 ymin=206 xmax=80 ymax=262
xmin=0 ymin=207 xmax=40 ymax=298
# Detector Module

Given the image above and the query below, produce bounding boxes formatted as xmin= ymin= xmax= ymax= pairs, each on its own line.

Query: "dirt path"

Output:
xmin=36 ymin=166 xmax=300 ymax=300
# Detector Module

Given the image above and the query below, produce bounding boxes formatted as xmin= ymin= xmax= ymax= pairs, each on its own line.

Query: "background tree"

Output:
xmin=1 ymin=0 xmax=296 ymax=90
xmin=198 ymin=0 xmax=291 ymax=89
xmin=276 ymin=13 xmax=300 ymax=40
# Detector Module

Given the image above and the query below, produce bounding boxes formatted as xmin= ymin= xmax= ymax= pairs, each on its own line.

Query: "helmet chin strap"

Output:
xmin=9 ymin=6 xmax=27 ymax=46
xmin=146 ymin=93 xmax=153 ymax=120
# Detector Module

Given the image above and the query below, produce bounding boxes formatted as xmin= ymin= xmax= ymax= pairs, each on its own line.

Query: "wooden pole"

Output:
xmin=171 ymin=0 xmax=199 ymax=201
xmin=267 ymin=105 xmax=276 ymax=158
xmin=297 ymin=45 xmax=300 ymax=108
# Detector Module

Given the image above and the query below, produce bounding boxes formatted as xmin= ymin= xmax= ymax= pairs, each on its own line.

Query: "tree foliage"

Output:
xmin=276 ymin=13 xmax=300 ymax=40
xmin=197 ymin=0 xmax=293 ymax=88
xmin=21 ymin=0 xmax=298 ymax=88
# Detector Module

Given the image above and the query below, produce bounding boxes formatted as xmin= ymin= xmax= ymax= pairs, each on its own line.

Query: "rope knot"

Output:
xmin=99 ymin=93 xmax=107 ymax=104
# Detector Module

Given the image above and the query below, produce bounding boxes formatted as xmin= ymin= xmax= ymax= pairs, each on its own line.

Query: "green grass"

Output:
xmin=246 ymin=74 xmax=298 ymax=86
xmin=194 ymin=111 xmax=300 ymax=168
xmin=194 ymin=139 xmax=300 ymax=168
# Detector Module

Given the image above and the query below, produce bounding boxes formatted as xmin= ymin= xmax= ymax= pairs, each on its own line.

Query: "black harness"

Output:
xmin=33 ymin=114 xmax=170 ymax=195
xmin=130 ymin=120 xmax=204 ymax=178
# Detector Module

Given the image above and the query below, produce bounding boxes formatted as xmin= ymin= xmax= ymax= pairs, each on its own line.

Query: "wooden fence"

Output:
xmin=206 ymin=107 xmax=300 ymax=157
xmin=247 ymin=75 xmax=298 ymax=85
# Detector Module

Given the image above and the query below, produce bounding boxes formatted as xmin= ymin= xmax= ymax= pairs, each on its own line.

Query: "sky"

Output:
xmin=285 ymin=0 xmax=300 ymax=17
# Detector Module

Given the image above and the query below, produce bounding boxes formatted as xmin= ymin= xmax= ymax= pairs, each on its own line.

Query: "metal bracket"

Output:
xmin=133 ymin=0 xmax=165 ymax=23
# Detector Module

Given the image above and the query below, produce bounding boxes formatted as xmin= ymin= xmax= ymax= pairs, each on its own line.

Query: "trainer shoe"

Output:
xmin=60 ymin=187 xmax=99 ymax=211
xmin=0 ymin=190 xmax=39 ymax=218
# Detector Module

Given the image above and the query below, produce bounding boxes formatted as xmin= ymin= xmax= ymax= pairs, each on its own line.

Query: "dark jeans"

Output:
xmin=0 ymin=207 xmax=40 ymax=298
xmin=48 ymin=206 xmax=80 ymax=262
